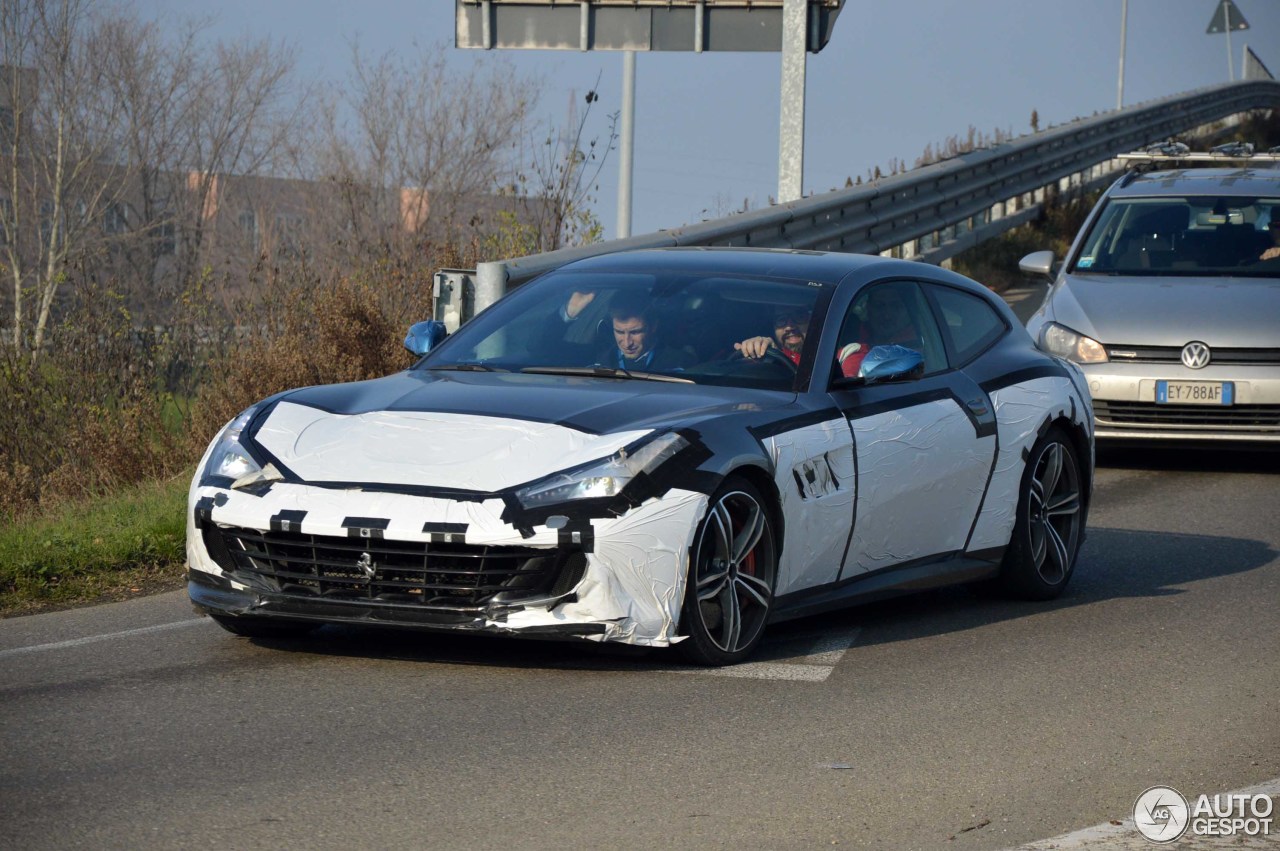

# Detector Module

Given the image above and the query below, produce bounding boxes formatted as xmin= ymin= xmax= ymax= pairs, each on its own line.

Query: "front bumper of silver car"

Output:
xmin=1080 ymin=361 xmax=1280 ymax=442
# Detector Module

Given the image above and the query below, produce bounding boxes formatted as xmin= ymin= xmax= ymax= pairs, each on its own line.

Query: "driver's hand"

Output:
xmin=566 ymin=291 xmax=596 ymax=319
xmin=1262 ymin=247 xmax=1280 ymax=261
xmin=734 ymin=336 xmax=774 ymax=359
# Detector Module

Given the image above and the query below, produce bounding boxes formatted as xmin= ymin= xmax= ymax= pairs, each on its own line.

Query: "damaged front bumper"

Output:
xmin=188 ymin=569 xmax=611 ymax=639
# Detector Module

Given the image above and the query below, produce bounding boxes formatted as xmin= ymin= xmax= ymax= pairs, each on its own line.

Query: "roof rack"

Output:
xmin=1118 ymin=141 xmax=1280 ymax=165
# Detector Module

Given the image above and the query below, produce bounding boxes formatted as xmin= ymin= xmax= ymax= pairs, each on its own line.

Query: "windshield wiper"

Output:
xmin=520 ymin=365 xmax=694 ymax=384
xmin=428 ymin=363 xmax=508 ymax=372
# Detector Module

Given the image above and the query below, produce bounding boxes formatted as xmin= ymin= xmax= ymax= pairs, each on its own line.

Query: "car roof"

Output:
xmin=558 ymin=247 xmax=988 ymax=295
xmin=1109 ymin=167 xmax=1280 ymax=199
xmin=560 ymin=247 xmax=900 ymax=284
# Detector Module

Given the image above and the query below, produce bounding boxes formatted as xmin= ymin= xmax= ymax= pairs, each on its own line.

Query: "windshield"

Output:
xmin=1071 ymin=195 xmax=1280 ymax=277
xmin=421 ymin=269 xmax=831 ymax=391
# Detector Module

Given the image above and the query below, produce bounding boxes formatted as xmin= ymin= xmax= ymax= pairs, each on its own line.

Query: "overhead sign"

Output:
xmin=456 ymin=0 xmax=844 ymax=52
xmin=1206 ymin=0 xmax=1249 ymax=34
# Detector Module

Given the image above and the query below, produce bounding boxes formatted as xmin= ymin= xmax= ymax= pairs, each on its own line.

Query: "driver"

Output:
xmin=733 ymin=306 xmax=811 ymax=367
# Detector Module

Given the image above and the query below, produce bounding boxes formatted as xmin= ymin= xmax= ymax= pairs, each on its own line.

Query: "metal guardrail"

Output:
xmin=470 ymin=79 xmax=1280 ymax=314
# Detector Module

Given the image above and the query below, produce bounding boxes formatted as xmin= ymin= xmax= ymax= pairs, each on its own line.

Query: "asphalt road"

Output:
xmin=3 ymin=283 xmax=1278 ymax=850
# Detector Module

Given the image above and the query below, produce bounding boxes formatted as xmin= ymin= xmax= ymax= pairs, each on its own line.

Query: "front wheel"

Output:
xmin=998 ymin=426 xmax=1084 ymax=600
xmin=677 ymin=477 xmax=778 ymax=666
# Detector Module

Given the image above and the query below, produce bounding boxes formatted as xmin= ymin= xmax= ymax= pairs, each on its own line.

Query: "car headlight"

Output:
xmin=1040 ymin=322 xmax=1108 ymax=364
xmin=515 ymin=432 xmax=689 ymax=508
xmin=201 ymin=407 xmax=262 ymax=484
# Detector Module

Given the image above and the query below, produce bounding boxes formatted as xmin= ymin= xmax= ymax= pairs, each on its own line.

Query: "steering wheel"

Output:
xmin=728 ymin=346 xmax=798 ymax=373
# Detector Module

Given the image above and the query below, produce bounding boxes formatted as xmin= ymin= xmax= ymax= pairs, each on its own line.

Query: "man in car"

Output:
xmin=733 ymin=306 xmax=811 ymax=366
xmin=551 ymin=290 xmax=693 ymax=371
xmin=1260 ymin=217 xmax=1280 ymax=262
xmin=838 ymin=285 xmax=923 ymax=377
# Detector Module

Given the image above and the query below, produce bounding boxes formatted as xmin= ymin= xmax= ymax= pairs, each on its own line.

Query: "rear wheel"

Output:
xmin=209 ymin=614 xmax=318 ymax=639
xmin=677 ymin=477 xmax=777 ymax=666
xmin=998 ymin=426 xmax=1084 ymax=600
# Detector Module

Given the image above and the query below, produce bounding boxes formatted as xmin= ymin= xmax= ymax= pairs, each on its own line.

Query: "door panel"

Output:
xmin=836 ymin=379 xmax=995 ymax=577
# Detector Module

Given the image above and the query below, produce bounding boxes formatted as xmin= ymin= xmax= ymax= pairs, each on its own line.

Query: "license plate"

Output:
xmin=1155 ymin=380 xmax=1234 ymax=405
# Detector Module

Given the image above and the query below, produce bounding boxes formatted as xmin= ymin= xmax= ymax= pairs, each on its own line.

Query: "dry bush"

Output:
xmin=0 ymin=277 xmax=186 ymax=521
xmin=185 ymin=245 xmax=464 ymax=451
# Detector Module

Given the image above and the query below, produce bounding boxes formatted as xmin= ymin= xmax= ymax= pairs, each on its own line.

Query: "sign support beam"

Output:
xmin=778 ymin=0 xmax=807 ymax=204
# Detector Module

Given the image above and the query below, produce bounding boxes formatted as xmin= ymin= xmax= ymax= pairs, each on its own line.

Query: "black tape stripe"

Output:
xmin=343 ymin=517 xmax=390 ymax=539
xmin=557 ymin=522 xmax=595 ymax=553
xmin=423 ymin=521 xmax=468 ymax=543
xmin=748 ymin=408 xmax=843 ymax=440
xmin=271 ymin=509 xmax=307 ymax=533
xmin=194 ymin=496 xmax=215 ymax=526
xmin=979 ymin=363 xmax=1069 ymax=393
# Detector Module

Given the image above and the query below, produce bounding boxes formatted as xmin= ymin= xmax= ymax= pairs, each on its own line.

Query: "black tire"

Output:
xmin=677 ymin=476 xmax=778 ymax=666
xmin=209 ymin=614 xmax=318 ymax=639
xmin=998 ymin=426 xmax=1084 ymax=600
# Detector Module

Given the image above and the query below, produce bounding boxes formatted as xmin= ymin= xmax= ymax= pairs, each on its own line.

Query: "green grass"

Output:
xmin=0 ymin=473 xmax=192 ymax=615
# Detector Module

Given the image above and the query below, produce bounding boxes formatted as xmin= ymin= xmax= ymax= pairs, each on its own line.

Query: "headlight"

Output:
xmin=201 ymin=407 xmax=262 ymax=484
xmin=515 ymin=432 xmax=689 ymax=508
xmin=1040 ymin=322 xmax=1108 ymax=364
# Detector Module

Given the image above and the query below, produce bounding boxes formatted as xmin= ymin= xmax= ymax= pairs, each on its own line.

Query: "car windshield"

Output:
xmin=420 ymin=269 xmax=829 ymax=391
xmin=1071 ymin=195 xmax=1280 ymax=277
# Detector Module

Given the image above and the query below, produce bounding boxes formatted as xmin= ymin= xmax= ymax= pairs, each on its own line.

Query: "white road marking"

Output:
xmin=1007 ymin=777 xmax=1280 ymax=850
xmin=667 ymin=627 xmax=862 ymax=682
xmin=0 ymin=618 xmax=210 ymax=659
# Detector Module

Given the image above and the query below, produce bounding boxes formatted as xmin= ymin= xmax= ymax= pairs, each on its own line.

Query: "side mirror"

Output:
xmin=859 ymin=345 xmax=924 ymax=384
xmin=1019 ymin=250 xmax=1056 ymax=280
xmin=404 ymin=320 xmax=449 ymax=356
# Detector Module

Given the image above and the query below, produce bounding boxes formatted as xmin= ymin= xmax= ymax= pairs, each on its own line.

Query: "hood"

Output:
xmin=247 ymin=370 xmax=791 ymax=492
xmin=1048 ymin=274 xmax=1280 ymax=348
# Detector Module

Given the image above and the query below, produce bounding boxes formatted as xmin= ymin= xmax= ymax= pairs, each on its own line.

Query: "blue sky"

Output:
xmin=136 ymin=1 xmax=1278 ymax=237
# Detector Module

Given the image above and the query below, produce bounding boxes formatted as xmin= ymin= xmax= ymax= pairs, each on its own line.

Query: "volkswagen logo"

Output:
xmin=1180 ymin=341 xmax=1211 ymax=369
xmin=356 ymin=551 xmax=376 ymax=581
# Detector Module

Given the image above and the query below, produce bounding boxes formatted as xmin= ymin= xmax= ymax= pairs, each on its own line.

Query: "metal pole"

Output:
xmin=476 ymin=260 xmax=507 ymax=311
xmin=1225 ymin=16 xmax=1234 ymax=82
xmin=778 ymin=0 xmax=806 ymax=203
xmin=1116 ymin=0 xmax=1127 ymax=109
xmin=617 ymin=50 xmax=636 ymax=239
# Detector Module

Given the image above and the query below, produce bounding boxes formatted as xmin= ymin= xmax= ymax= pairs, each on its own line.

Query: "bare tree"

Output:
xmin=0 ymin=0 xmax=305 ymax=345
xmin=309 ymin=44 xmax=537 ymax=258
xmin=508 ymin=80 xmax=618 ymax=253
xmin=1 ymin=0 xmax=134 ymax=356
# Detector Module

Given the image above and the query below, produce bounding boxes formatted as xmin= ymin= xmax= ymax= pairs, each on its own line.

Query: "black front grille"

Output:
xmin=1094 ymin=400 xmax=1280 ymax=431
xmin=1104 ymin=345 xmax=1280 ymax=366
xmin=204 ymin=527 xmax=586 ymax=609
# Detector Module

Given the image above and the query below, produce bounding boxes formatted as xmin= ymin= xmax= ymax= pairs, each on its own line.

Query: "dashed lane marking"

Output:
xmin=665 ymin=626 xmax=862 ymax=682
xmin=0 ymin=618 xmax=210 ymax=659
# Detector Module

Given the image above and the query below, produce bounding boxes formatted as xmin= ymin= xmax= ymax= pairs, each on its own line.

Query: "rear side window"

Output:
xmin=927 ymin=285 xmax=1007 ymax=366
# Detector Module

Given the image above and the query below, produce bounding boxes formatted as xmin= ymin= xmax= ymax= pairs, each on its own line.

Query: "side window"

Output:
xmin=835 ymin=281 xmax=948 ymax=378
xmin=926 ymin=285 xmax=1008 ymax=366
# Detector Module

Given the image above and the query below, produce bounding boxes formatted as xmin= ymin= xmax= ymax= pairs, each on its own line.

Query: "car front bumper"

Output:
xmin=1080 ymin=362 xmax=1280 ymax=442
xmin=187 ymin=479 xmax=709 ymax=647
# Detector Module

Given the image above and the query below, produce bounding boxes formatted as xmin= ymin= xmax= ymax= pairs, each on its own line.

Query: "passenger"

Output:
xmin=602 ymin=292 xmax=693 ymax=371
xmin=733 ymin=306 xmax=812 ymax=366
xmin=839 ymin=286 xmax=923 ymax=377
xmin=1260 ymin=217 xmax=1280 ymax=262
xmin=547 ymin=290 xmax=693 ymax=371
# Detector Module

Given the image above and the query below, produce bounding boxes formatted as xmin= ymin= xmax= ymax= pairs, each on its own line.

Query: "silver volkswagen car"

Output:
xmin=1022 ymin=159 xmax=1280 ymax=442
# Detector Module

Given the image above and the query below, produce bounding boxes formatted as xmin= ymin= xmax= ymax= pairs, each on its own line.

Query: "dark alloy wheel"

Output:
xmin=209 ymin=614 xmax=318 ymax=639
xmin=999 ymin=426 xmax=1084 ymax=600
xmin=677 ymin=477 xmax=777 ymax=665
